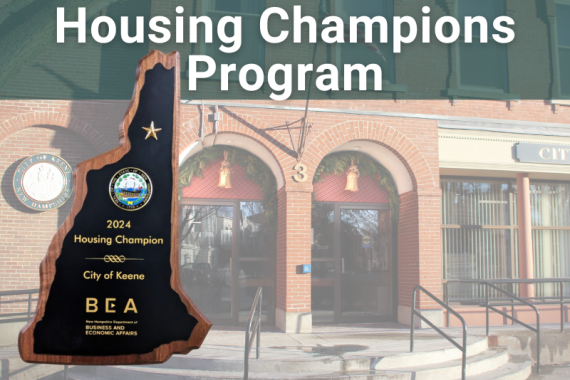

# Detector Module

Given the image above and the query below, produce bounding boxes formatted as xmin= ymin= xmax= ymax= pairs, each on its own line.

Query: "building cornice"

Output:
xmin=181 ymin=100 xmax=570 ymax=137
xmin=438 ymin=134 xmax=570 ymax=145
xmin=438 ymin=119 xmax=570 ymax=137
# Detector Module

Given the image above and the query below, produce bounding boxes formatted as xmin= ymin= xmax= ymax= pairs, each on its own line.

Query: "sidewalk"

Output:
xmin=3 ymin=323 xmax=570 ymax=379
xmin=193 ymin=322 xmax=480 ymax=361
xmin=190 ymin=322 xmax=569 ymax=362
xmin=72 ymin=322 xmax=555 ymax=379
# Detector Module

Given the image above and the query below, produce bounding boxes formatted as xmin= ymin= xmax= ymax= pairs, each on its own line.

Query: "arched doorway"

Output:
xmin=311 ymin=152 xmax=399 ymax=323
xmin=179 ymin=145 xmax=278 ymax=326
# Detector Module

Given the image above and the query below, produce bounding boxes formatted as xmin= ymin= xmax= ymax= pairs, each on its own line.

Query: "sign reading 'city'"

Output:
xmin=515 ymin=143 xmax=570 ymax=165
xmin=19 ymin=51 xmax=211 ymax=365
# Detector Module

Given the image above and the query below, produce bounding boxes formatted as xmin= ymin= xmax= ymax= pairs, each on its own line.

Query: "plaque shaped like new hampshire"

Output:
xmin=19 ymin=51 xmax=211 ymax=365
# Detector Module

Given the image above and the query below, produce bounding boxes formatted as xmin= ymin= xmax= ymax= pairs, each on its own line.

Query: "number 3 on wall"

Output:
xmin=293 ymin=163 xmax=308 ymax=182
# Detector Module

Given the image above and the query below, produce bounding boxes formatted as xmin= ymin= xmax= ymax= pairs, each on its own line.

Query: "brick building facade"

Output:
xmin=1 ymin=97 xmax=569 ymax=333
xmin=1 ymin=0 xmax=570 ymax=337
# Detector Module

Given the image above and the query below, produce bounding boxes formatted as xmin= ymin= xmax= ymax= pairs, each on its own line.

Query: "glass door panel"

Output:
xmin=238 ymin=201 xmax=275 ymax=324
xmin=339 ymin=208 xmax=392 ymax=321
xmin=311 ymin=204 xmax=335 ymax=323
xmin=180 ymin=205 xmax=233 ymax=322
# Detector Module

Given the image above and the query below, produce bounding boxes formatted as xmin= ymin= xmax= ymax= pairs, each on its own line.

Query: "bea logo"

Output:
xmin=86 ymin=298 xmax=138 ymax=314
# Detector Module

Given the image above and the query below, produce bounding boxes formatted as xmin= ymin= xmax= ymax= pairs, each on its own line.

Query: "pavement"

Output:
xmin=527 ymin=364 xmax=570 ymax=380
xmin=2 ymin=322 xmax=570 ymax=379
xmin=190 ymin=322 xmax=481 ymax=361
xmin=189 ymin=322 xmax=569 ymax=362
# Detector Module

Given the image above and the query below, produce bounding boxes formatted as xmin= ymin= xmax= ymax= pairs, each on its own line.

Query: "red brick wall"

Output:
xmin=417 ymin=191 xmax=443 ymax=308
xmin=0 ymin=126 xmax=97 ymax=312
xmin=397 ymin=190 xmax=420 ymax=308
xmin=0 ymin=100 xmax=128 ymax=151
xmin=1 ymin=97 xmax=570 ymax=318
xmin=1 ymin=0 xmax=569 ymax=319
xmin=275 ymin=187 xmax=287 ymax=311
xmin=275 ymin=187 xmax=313 ymax=313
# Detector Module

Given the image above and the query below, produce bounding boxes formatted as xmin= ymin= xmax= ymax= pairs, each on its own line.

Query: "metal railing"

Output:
xmin=444 ymin=278 xmax=570 ymax=373
xmin=411 ymin=285 xmax=467 ymax=380
xmin=0 ymin=289 xmax=69 ymax=379
xmin=244 ymin=287 xmax=262 ymax=380
xmin=478 ymin=282 xmax=541 ymax=372
xmin=0 ymin=289 xmax=38 ymax=324
xmin=444 ymin=278 xmax=570 ymax=333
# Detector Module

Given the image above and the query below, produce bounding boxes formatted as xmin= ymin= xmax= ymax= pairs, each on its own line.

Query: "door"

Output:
xmin=180 ymin=200 xmax=275 ymax=325
xmin=311 ymin=204 xmax=336 ymax=323
xmin=312 ymin=204 xmax=394 ymax=323
xmin=338 ymin=207 xmax=393 ymax=323
xmin=180 ymin=203 xmax=235 ymax=324
xmin=237 ymin=201 xmax=275 ymax=324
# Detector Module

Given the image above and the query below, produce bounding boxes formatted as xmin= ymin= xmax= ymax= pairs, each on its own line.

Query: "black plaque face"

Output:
xmin=32 ymin=63 xmax=197 ymax=356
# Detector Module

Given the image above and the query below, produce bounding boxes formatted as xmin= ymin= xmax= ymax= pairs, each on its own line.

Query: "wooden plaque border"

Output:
xmin=18 ymin=50 xmax=212 ymax=365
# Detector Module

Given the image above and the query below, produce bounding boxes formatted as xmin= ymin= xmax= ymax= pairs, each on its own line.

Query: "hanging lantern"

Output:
xmin=218 ymin=151 xmax=232 ymax=189
xmin=345 ymin=158 xmax=360 ymax=192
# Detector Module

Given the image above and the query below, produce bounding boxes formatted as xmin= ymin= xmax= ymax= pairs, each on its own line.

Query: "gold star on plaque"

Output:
xmin=142 ymin=121 xmax=162 ymax=140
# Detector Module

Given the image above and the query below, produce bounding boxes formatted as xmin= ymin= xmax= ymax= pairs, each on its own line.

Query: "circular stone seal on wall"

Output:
xmin=109 ymin=167 xmax=153 ymax=211
xmin=12 ymin=154 xmax=73 ymax=211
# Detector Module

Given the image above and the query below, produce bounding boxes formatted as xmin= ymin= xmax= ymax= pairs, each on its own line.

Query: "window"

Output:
xmin=456 ymin=0 xmax=509 ymax=92
xmin=529 ymin=182 xmax=570 ymax=295
xmin=335 ymin=0 xmax=395 ymax=84
xmin=441 ymin=178 xmax=517 ymax=300
xmin=442 ymin=178 xmax=570 ymax=301
xmin=204 ymin=0 xmax=266 ymax=81
xmin=556 ymin=2 xmax=570 ymax=96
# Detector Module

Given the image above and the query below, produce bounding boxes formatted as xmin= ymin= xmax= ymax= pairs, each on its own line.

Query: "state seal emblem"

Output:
xmin=109 ymin=168 xmax=153 ymax=211
xmin=13 ymin=154 xmax=73 ymax=211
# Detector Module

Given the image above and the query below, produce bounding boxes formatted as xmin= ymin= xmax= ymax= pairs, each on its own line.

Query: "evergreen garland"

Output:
xmin=179 ymin=146 xmax=278 ymax=226
xmin=313 ymin=152 xmax=400 ymax=221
